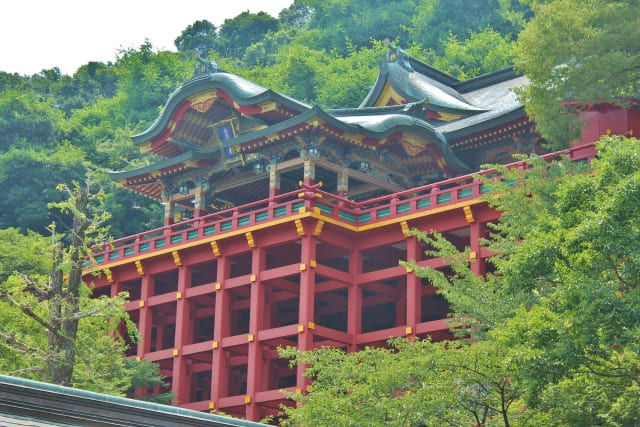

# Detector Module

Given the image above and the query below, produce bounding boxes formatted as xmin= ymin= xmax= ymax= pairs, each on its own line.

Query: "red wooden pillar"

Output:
xmin=469 ymin=217 xmax=486 ymax=276
xmin=155 ymin=323 xmax=165 ymax=354
xmin=193 ymin=186 xmax=207 ymax=218
xmin=347 ymin=248 xmax=362 ymax=352
xmin=172 ymin=263 xmax=193 ymax=405
xmin=396 ymin=280 xmax=407 ymax=329
xmin=262 ymin=287 xmax=273 ymax=389
xmin=110 ymin=281 xmax=128 ymax=347
xmin=406 ymin=234 xmax=421 ymax=334
xmin=246 ymin=245 xmax=265 ymax=420
xmin=337 ymin=167 xmax=348 ymax=202
xmin=211 ymin=254 xmax=230 ymax=410
xmin=109 ymin=281 xmax=123 ymax=298
xmin=268 ymin=165 xmax=280 ymax=201
xmin=296 ymin=228 xmax=317 ymax=391
xmin=137 ymin=275 xmax=154 ymax=357
xmin=303 ymin=159 xmax=315 ymax=186
xmin=135 ymin=275 xmax=153 ymax=399
xmin=163 ymin=194 xmax=175 ymax=227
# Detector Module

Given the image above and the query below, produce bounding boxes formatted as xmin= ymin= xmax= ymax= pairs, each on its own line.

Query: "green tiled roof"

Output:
xmin=0 ymin=374 xmax=265 ymax=426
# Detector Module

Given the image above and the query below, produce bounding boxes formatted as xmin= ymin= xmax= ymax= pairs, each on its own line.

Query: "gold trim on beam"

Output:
xmin=400 ymin=220 xmax=410 ymax=237
xmin=259 ymin=101 xmax=277 ymax=112
xmin=437 ymin=112 xmax=465 ymax=122
xmin=189 ymin=90 xmax=219 ymax=112
xmin=313 ymin=220 xmax=325 ymax=236
xmin=211 ymin=241 xmax=221 ymax=257
xmin=88 ymin=199 xmax=489 ymax=273
xmin=172 ymin=250 xmax=182 ymax=266
xmin=305 ymin=119 xmax=320 ymax=129
xmin=401 ymin=133 xmax=428 ymax=156
xmin=245 ymin=231 xmax=256 ymax=248
xmin=463 ymin=205 xmax=475 ymax=223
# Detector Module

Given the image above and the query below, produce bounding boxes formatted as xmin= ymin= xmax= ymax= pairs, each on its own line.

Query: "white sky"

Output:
xmin=0 ymin=0 xmax=294 ymax=76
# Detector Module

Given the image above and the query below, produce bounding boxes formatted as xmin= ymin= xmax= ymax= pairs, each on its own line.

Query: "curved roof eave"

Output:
xmin=331 ymin=111 xmax=472 ymax=173
xmin=440 ymin=105 xmax=527 ymax=140
xmin=334 ymin=100 xmax=484 ymax=118
xmin=359 ymin=48 xmax=485 ymax=115
xmin=359 ymin=69 xmax=388 ymax=108
xmin=390 ymin=68 xmax=485 ymax=112
xmin=112 ymin=103 xmax=476 ymax=183
xmin=453 ymin=66 xmax=519 ymax=93
xmin=131 ymin=72 xmax=312 ymax=145
xmin=220 ymin=106 xmax=472 ymax=174
xmin=108 ymin=150 xmax=219 ymax=181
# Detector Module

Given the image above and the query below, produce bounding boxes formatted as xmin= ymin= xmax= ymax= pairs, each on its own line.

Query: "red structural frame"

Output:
xmin=86 ymin=141 xmax=597 ymax=421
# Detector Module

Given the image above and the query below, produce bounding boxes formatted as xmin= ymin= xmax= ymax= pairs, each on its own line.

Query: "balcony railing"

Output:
xmin=90 ymin=141 xmax=596 ymax=268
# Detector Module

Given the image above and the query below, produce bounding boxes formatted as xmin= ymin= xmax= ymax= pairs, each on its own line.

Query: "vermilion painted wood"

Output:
xmin=84 ymin=140 xmax=601 ymax=420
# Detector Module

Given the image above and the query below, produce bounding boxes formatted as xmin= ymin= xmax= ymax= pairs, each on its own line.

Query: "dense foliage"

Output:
xmin=0 ymin=0 xmax=530 ymax=239
xmin=283 ymin=136 xmax=640 ymax=426
xmin=1 ymin=0 xmax=636 ymax=410
xmin=0 ymin=182 xmax=168 ymax=399
xmin=515 ymin=0 xmax=640 ymax=149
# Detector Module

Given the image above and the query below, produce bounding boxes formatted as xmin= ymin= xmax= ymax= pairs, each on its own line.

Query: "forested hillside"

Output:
xmin=2 ymin=0 xmax=640 ymax=417
xmin=0 ymin=0 xmax=530 ymax=239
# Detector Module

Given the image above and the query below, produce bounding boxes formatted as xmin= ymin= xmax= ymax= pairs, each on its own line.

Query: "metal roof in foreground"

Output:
xmin=0 ymin=374 xmax=265 ymax=427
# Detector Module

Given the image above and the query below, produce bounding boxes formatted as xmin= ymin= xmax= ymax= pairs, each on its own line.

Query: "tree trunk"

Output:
xmin=45 ymin=186 xmax=90 ymax=386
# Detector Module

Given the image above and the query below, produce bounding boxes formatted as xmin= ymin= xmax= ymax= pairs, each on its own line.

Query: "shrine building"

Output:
xmin=87 ymin=48 xmax=640 ymax=421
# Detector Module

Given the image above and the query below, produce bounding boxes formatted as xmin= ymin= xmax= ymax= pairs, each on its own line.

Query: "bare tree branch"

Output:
xmin=0 ymin=331 xmax=42 ymax=356
xmin=3 ymin=292 xmax=55 ymax=334
xmin=8 ymin=366 xmax=45 ymax=376
xmin=20 ymin=274 xmax=50 ymax=300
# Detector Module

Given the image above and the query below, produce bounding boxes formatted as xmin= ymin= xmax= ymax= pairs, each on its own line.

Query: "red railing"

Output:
xmin=90 ymin=142 xmax=596 ymax=268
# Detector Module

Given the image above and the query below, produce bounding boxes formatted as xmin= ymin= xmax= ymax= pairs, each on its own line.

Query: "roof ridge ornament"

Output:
xmin=387 ymin=47 xmax=414 ymax=72
xmin=192 ymin=51 xmax=223 ymax=77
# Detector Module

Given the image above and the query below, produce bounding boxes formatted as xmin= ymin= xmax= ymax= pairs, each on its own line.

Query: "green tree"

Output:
xmin=0 ymin=228 xmax=51 ymax=284
xmin=216 ymin=11 xmax=279 ymax=59
xmin=280 ymin=338 xmax=538 ymax=426
xmin=115 ymin=41 xmax=193 ymax=129
xmin=491 ymin=137 xmax=640 ymax=423
xmin=277 ymin=0 xmax=312 ymax=28
xmin=515 ymin=0 xmax=640 ymax=148
xmin=221 ymin=40 xmax=386 ymax=108
xmin=174 ymin=19 xmax=218 ymax=56
xmin=102 ymin=186 xmax=164 ymax=239
xmin=0 ymin=71 xmax=28 ymax=92
xmin=0 ymin=180 xmax=167 ymax=397
xmin=0 ymin=90 xmax=64 ymax=151
xmin=217 ymin=42 xmax=323 ymax=104
xmin=4 ymin=180 xmax=115 ymax=385
xmin=409 ymin=0 xmax=529 ymax=54
xmin=313 ymin=41 xmax=388 ymax=108
xmin=281 ymin=136 xmax=640 ymax=425
xmin=242 ymin=27 xmax=299 ymax=67
xmin=432 ymin=27 xmax=515 ymax=79
xmin=415 ymin=136 xmax=640 ymax=424
xmin=59 ymin=43 xmax=186 ymax=238
xmin=0 ymin=147 xmax=87 ymax=233
xmin=51 ymin=62 xmax=118 ymax=116
xmin=302 ymin=0 xmax=418 ymax=55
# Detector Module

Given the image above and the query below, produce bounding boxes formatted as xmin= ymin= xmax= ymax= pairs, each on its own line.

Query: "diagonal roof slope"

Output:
xmin=110 ymin=49 xmax=540 ymax=203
